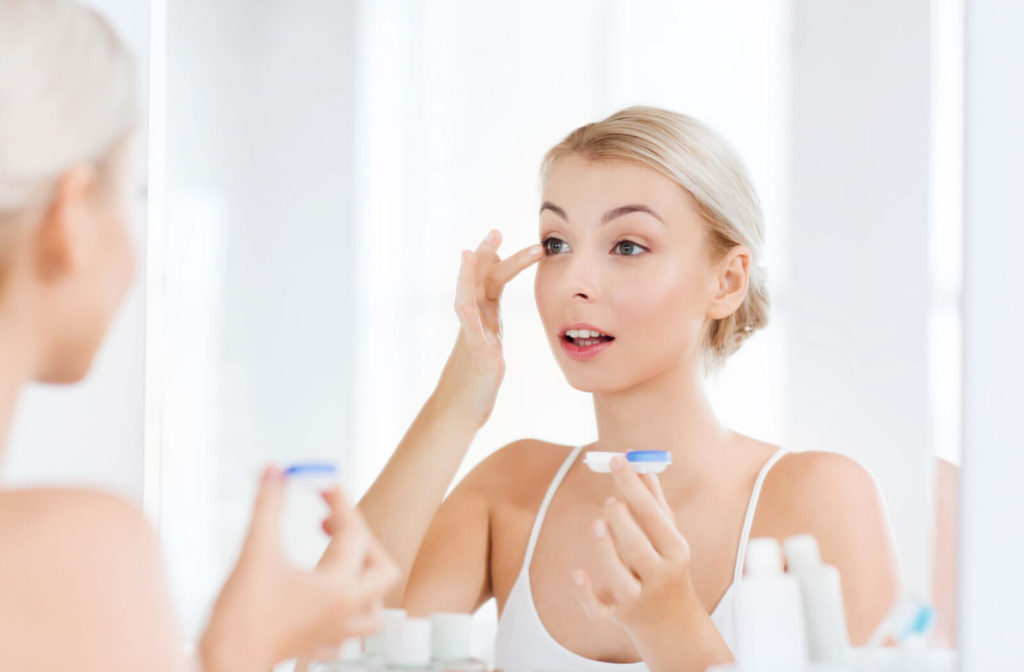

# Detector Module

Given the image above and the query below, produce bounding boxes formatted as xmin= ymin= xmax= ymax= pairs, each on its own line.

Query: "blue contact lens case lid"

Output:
xmin=626 ymin=450 xmax=671 ymax=463
xmin=284 ymin=462 xmax=338 ymax=477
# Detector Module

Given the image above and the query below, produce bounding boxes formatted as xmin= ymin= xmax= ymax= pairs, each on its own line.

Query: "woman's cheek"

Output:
xmin=102 ymin=215 xmax=136 ymax=309
xmin=609 ymin=267 xmax=705 ymax=342
xmin=605 ymin=266 xmax=674 ymax=317
xmin=533 ymin=265 xmax=559 ymax=330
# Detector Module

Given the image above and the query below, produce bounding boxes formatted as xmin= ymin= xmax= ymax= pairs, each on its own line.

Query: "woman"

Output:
xmin=349 ymin=107 xmax=902 ymax=671
xmin=0 ymin=1 xmax=396 ymax=669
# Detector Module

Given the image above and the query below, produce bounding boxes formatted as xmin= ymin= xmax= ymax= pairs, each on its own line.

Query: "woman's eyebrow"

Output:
xmin=539 ymin=201 xmax=663 ymax=225
xmin=602 ymin=204 xmax=663 ymax=224
xmin=540 ymin=201 xmax=567 ymax=219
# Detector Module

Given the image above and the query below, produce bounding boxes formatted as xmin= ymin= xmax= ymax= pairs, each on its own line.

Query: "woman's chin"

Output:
xmin=36 ymin=366 xmax=92 ymax=385
xmin=561 ymin=368 xmax=633 ymax=395
xmin=35 ymin=350 xmax=100 ymax=385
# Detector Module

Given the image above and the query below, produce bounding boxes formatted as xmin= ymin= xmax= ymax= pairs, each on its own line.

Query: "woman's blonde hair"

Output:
xmin=542 ymin=106 xmax=769 ymax=372
xmin=0 ymin=0 xmax=136 ymax=278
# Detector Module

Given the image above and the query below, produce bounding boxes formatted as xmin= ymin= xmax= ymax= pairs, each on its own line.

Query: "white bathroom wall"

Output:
xmin=787 ymin=0 xmax=934 ymax=598
xmin=959 ymin=0 xmax=1024 ymax=665
xmin=2 ymin=0 xmax=150 ymax=503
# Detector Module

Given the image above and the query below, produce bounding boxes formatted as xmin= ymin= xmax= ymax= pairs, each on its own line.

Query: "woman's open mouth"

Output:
xmin=559 ymin=327 xmax=615 ymax=361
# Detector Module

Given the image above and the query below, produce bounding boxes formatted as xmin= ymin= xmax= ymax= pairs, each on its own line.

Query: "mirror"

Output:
xmin=155 ymin=0 xmax=961 ymax=658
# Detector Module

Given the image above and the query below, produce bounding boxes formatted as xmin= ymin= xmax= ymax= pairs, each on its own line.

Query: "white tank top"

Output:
xmin=493 ymin=444 xmax=790 ymax=672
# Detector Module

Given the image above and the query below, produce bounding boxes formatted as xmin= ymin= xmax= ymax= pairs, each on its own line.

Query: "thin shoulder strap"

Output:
xmin=732 ymin=447 xmax=790 ymax=583
xmin=522 ymin=445 xmax=586 ymax=565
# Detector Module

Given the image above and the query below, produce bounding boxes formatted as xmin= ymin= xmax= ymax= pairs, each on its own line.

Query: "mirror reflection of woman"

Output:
xmin=348 ymin=107 xmax=902 ymax=671
xmin=0 ymin=2 xmax=396 ymax=669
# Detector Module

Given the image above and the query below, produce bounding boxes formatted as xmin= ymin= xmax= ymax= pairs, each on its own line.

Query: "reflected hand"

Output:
xmin=199 ymin=466 xmax=398 ymax=672
xmin=434 ymin=229 xmax=543 ymax=426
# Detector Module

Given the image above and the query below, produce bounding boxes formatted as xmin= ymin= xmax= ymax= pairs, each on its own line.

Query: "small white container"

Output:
xmin=783 ymin=534 xmax=851 ymax=664
xmin=430 ymin=613 xmax=487 ymax=672
xmin=734 ymin=537 xmax=809 ymax=672
xmin=430 ymin=613 xmax=472 ymax=660
xmin=365 ymin=608 xmax=407 ymax=663
xmin=385 ymin=617 xmax=432 ymax=669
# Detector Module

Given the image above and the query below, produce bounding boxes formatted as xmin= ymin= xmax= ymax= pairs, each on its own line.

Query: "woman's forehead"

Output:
xmin=541 ymin=156 xmax=699 ymax=224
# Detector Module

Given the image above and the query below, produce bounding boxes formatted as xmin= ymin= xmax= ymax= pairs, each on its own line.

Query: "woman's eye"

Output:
xmin=542 ymin=237 xmax=570 ymax=255
xmin=613 ymin=240 xmax=647 ymax=256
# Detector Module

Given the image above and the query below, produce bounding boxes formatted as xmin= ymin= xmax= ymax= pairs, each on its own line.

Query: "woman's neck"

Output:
xmin=0 ymin=373 xmax=17 ymax=460
xmin=591 ymin=360 xmax=733 ymax=492
xmin=0 ymin=318 xmax=32 ymax=465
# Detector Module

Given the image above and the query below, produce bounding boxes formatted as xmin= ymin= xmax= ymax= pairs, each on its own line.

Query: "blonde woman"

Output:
xmin=0 ymin=1 xmax=396 ymax=669
xmin=350 ymin=107 xmax=902 ymax=671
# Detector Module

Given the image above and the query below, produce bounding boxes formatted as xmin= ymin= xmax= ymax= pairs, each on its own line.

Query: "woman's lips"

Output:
xmin=560 ymin=335 xmax=615 ymax=361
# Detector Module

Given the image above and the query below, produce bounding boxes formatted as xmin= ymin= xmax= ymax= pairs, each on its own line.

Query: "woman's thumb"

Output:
xmin=242 ymin=465 xmax=285 ymax=554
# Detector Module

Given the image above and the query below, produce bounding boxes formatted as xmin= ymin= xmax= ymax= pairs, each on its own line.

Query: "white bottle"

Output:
xmin=430 ymin=613 xmax=487 ymax=672
xmin=385 ymin=616 xmax=433 ymax=672
xmin=733 ymin=537 xmax=809 ymax=672
xmin=364 ymin=608 xmax=408 ymax=670
xmin=783 ymin=534 xmax=851 ymax=664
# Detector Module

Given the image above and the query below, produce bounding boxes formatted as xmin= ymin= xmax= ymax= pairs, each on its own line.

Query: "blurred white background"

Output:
xmin=4 ymin=0 xmax=968 ymax=659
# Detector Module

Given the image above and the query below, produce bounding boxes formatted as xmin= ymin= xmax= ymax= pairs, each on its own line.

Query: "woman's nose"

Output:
xmin=563 ymin=254 xmax=599 ymax=302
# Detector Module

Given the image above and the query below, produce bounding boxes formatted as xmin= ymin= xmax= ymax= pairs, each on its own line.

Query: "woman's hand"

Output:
xmin=199 ymin=466 xmax=399 ymax=672
xmin=572 ymin=455 xmax=696 ymax=631
xmin=571 ymin=456 xmax=733 ymax=671
xmin=432 ymin=230 xmax=543 ymax=427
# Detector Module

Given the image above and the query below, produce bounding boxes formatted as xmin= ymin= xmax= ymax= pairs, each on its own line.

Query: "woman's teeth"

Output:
xmin=565 ymin=328 xmax=611 ymax=346
xmin=566 ymin=329 xmax=604 ymax=339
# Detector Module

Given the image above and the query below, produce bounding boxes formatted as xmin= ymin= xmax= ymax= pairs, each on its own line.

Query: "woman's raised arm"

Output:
xmin=352 ymin=231 xmax=542 ymax=606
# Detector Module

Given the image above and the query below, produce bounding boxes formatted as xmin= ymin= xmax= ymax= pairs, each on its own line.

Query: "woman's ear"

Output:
xmin=707 ymin=245 xmax=751 ymax=320
xmin=35 ymin=165 xmax=97 ymax=281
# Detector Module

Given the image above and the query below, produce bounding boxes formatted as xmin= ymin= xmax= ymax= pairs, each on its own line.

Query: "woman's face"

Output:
xmin=534 ymin=155 xmax=717 ymax=393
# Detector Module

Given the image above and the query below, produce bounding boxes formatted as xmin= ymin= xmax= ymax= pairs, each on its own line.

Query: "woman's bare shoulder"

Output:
xmin=770 ymin=449 xmax=878 ymax=494
xmin=753 ymin=451 xmax=898 ymax=563
xmin=461 ymin=438 xmax=577 ymax=504
xmin=0 ymin=486 xmax=157 ymax=553
xmin=755 ymin=451 xmax=901 ymax=642
xmin=0 ymin=488 xmax=182 ymax=671
xmin=1 ymin=485 xmax=145 ymax=522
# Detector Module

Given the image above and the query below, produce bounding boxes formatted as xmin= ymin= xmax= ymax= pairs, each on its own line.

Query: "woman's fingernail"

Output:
xmin=610 ymin=455 xmax=625 ymax=471
xmin=572 ymin=570 xmax=585 ymax=586
xmin=593 ymin=519 xmax=607 ymax=539
xmin=529 ymin=244 xmax=543 ymax=256
xmin=486 ymin=230 xmax=498 ymax=243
